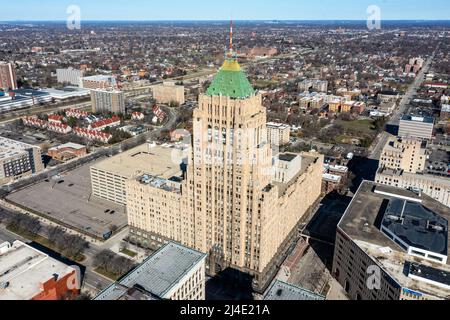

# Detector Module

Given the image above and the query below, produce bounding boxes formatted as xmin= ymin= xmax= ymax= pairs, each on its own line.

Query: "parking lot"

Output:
xmin=6 ymin=162 xmax=127 ymax=240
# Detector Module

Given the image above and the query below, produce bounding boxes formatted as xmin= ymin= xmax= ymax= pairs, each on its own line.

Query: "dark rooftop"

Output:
xmin=408 ymin=263 xmax=450 ymax=288
xmin=12 ymin=89 xmax=51 ymax=97
xmin=263 ymin=280 xmax=325 ymax=301
xmin=339 ymin=181 xmax=450 ymax=259
xmin=279 ymin=153 xmax=298 ymax=162
xmin=381 ymin=198 xmax=448 ymax=255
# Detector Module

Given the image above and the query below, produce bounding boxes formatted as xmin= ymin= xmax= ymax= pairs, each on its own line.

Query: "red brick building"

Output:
xmin=48 ymin=143 xmax=87 ymax=162
xmin=0 ymin=241 xmax=80 ymax=300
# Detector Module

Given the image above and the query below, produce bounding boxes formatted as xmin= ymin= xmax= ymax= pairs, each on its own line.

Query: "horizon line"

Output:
xmin=2 ymin=19 xmax=450 ymax=22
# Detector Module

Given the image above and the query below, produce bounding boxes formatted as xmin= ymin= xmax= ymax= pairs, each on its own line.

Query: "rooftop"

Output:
xmin=401 ymin=115 xmax=434 ymax=124
xmin=91 ymin=143 xmax=186 ymax=179
xmin=95 ymin=242 xmax=206 ymax=300
xmin=381 ymin=198 xmax=448 ymax=256
xmin=205 ymin=58 xmax=255 ymax=99
xmin=267 ymin=122 xmax=290 ymax=129
xmin=0 ymin=136 xmax=38 ymax=161
xmin=264 ymin=280 xmax=325 ymax=300
xmin=323 ymin=173 xmax=342 ymax=183
xmin=12 ymin=89 xmax=51 ymax=97
xmin=273 ymin=153 xmax=319 ymax=197
xmin=339 ymin=181 xmax=450 ymax=299
xmin=83 ymin=75 xmax=116 ymax=82
xmin=0 ymin=241 xmax=75 ymax=300
xmin=48 ymin=142 xmax=86 ymax=151
xmin=278 ymin=153 xmax=299 ymax=162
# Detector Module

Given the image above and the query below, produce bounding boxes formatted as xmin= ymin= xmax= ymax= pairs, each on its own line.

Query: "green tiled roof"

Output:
xmin=206 ymin=58 xmax=255 ymax=99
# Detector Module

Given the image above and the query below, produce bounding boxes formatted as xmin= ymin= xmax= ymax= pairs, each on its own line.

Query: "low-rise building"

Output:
xmin=440 ymin=104 xmax=450 ymax=120
xmin=43 ymin=87 xmax=90 ymax=101
xmin=375 ymin=168 xmax=450 ymax=208
xmin=0 ymin=136 xmax=44 ymax=184
xmin=322 ymin=164 xmax=348 ymax=194
xmin=131 ymin=112 xmax=144 ymax=121
xmin=48 ymin=143 xmax=87 ymax=162
xmin=65 ymin=108 xmax=89 ymax=119
xmin=48 ymin=122 xmax=72 ymax=134
xmin=73 ymin=127 xmax=112 ymax=144
xmin=298 ymin=79 xmax=328 ymax=93
xmin=0 ymin=90 xmax=52 ymax=113
xmin=48 ymin=114 xmax=63 ymax=124
xmin=95 ymin=242 xmax=206 ymax=300
xmin=328 ymin=99 xmax=342 ymax=113
xmin=88 ymin=116 xmax=121 ymax=131
xmin=333 ymin=181 xmax=450 ymax=300
xmin=336 ymin=88 xmax=361 ymax=100
xmin=322 ymin=173 xmax=342 ymax=194
xmin=298 ymin=95 xmax=325 ymax=110
xmin=0 ymin=240 xmax=80 ymax=300
xmin=82 ymin=75 xmax=117 ymax=90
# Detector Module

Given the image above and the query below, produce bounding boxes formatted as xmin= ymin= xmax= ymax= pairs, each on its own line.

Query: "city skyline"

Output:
xmin=1 ymin=0 xmax=450 ymax=21
xmin=0 ymin=1 xmax=450 ymax=305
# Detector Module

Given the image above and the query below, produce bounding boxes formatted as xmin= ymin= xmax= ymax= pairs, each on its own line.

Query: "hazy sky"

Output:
xmin=1 ymin=0 xmax=449 ymax=21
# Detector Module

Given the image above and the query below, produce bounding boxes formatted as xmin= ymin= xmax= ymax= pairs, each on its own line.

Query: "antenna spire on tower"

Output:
xmin=229 ymin=19 xmax=233 ymax=52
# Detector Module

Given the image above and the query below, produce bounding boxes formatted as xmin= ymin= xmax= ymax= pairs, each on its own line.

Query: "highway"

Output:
xmin=0 ymin=100 xmax=91 ymax=126
xmin=368 ymin=46 xmax=438 ymax=160
xmin=123 ymin=48 xmax=313 ymax=94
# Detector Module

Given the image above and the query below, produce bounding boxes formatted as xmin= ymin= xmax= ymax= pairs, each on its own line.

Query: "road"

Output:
xmin=0 ymin=204 xmax=122 ymax=294
xmin=0 ymin=224 xmax=27 ymax=243
xmin=369 ymin=46 xmax=437 ymax=160
xmin=0 ymin=101 xmax=91 ymax=126
xmin=123 ymin=48 xmax=313 ymax=94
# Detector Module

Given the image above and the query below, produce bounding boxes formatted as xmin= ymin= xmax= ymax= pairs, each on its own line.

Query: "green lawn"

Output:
xmin=94 ymin=267 xmax=120 ymax=281
xmin=120 ymin=248 xmax=138 ymax=258
xmin=335 ymin=119 xmax=375 ymax=134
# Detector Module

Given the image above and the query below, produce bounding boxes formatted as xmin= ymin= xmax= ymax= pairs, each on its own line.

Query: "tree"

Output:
xmin=109 ymin=224 xmax=118 ymax=233
xmin=93 ymin=250 xmax=136 ymax=278
xmin=66 ymin=116 xmax=77 ymax=128
xmin=6 ymin=214 xmax=41 ymax=238
xmin=169 ymin=101 xmax=180 ymax=108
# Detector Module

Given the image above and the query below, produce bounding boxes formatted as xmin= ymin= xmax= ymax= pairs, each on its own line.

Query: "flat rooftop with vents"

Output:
xmin=264 ymin=280 xmax=325 ymax=300
xmin=95 ymin=242 xmax=206 ymax=300
xmin=339 ymin=181 xmax=450 ymax=299
xmin=91 ymin=143 xmax=186 ymax=180
xmin=0 ymin=240 xmax=76 ymax=300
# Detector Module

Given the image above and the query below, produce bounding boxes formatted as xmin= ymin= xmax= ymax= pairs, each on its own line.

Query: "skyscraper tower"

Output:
xmin=186 ymin=21 xmax=273 ymax=270
xmin=126 ymin=24 xmax=323 ymax=292
xmin=181 ymin=24 xmax=322 ymax=290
